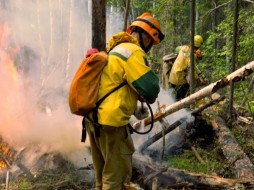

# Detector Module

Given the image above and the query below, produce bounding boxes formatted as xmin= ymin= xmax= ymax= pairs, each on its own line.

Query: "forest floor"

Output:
xmin=1 ymin=101 xmax=253 ymax=190
xmin=215 ymin=101 xmax=254 ymax=164
xmin=229 ymin=110 xmax=254 ymax=164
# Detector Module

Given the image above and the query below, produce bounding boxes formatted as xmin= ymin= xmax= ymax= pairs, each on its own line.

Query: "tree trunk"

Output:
xmin=109 ymin=4 xmax=114 ymax=37
xmin=133 ymin=61 xmax=254 ymax=129
xmin=229 ymin=0 xmax=239 ymax=118
xmin=211 ymin=117 xmax=254 ymax=180
xmin=132 ymin=155 xmax=251 ymax=190
xmin=65 ymin=0 xmax=73 ymax=81
xmin=190 ymin=0 xmax=195 ymax=94
xmin=92 ymin=0 xmax=106 ymax=51
xmin=46 ymin=0 xmax=54 ymax=67
xmin=123 ymin=0 xmax=130 ymax=31
xmin=138 ymin=96 xmax=225 ymax=153
xmin=36 ymin=0 xmax=45 ymax=87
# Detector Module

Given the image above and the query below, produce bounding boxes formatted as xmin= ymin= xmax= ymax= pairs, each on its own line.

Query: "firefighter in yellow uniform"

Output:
xmin=169 ymin=35 xmax=208 ymax=100
xmin=161 ymin=53 xmax=177 ymax=90
xmin=86 ymin=12 xmax=164 ymax=190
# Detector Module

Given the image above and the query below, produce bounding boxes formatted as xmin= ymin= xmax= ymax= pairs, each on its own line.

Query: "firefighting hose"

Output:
xmin=130 ymin=102 xmax=154 ymax=135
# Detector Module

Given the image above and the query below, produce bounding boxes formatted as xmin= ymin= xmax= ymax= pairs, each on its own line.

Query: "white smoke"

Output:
xmin=0 ymin=0 xmax=188 ymax=169
xmin=0 ymin=0 xmax=90 ymax=167
xmin=0 ymin=0 xmax=122 ymax=167
xmin=131 ymin=88 xmax=193 ymax=150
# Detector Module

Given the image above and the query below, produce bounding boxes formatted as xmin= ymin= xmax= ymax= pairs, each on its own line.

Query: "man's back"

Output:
xmin=169 ymin=45 xmax=191 ymax=85
xmin=97 ymin=34 xmax=160 ymax=127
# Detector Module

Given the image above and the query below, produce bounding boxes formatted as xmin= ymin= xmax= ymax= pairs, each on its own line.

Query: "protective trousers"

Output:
xmin=171 ymin=83 xmax=190 ymax=100
xmin=86 ymin=122 xmax=135 ymax=190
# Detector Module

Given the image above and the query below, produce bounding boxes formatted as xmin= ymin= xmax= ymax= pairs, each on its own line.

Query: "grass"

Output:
xmin=15 ymin=178 xmax=32 ymax=190
xmin=7 ymin=170 xmax=85 ymax=190
xmin=165 ymin=146 xmax=234 ymax=178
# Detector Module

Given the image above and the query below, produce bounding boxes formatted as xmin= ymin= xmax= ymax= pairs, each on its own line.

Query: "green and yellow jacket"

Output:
xmin=97 ymin=32 xmax=160 ymax=127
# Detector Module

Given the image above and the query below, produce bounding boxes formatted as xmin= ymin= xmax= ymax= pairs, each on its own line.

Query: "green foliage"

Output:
xmin=153 ymin=0 xmax=190 ymax=53
xmin=148 ymin=53 xmax=162 ymax=74
xmin=238 ymin=9 xmax=254 ymax=64
xmin=132 ymin=0 xmax=154 ymax=15
xmin=166 ymin=147 xmax=233 ymax=177
xmin=107 ymin=0 xmax=123 ymax=7
xmin=106 ymin=0 xmax=254 ymax=108
xmin=16 ymin=178 xmax=32 ymax=190
xmin=201 ymin=8 xmax=234 ymax=82
xmin=201 ymin=4 xmax=254 ymax=83
xmin=9 ymin=170 xmax=83 ymax=190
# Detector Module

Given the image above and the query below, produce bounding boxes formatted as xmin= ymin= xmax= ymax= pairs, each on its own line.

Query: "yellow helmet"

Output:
xmin=194 ymin=35 xmax=203 ymax=48
xmin=127 ymin=12 xmax=164 ymax=45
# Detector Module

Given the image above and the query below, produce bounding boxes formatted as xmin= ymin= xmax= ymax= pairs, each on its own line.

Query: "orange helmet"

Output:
xmin=127 ymin=12 xmax=164 ymax=45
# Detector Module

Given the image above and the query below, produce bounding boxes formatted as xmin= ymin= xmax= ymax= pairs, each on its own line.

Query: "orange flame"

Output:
xmin=0 ymin=23 xmax=20 ymax=170
xmin=0 ymin=138 xmax=13 ymax=169
xmin=0 ymin=22 xmax=18 ymax=81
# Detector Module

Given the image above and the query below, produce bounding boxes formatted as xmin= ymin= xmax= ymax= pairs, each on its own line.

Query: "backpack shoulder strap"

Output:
xmin=92 ymin=81 xmax=126 ymax=137
xmin=96 ymin=81 xmax=126 ymax=107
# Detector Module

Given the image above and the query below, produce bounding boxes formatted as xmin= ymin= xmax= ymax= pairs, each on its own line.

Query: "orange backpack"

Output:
xmin=68 ymin=51 xmax=108 ymax=116
xmin=68 ymin=51 xmax=125 ymax=117
xmin=69 ymin=49 xmax=127 ymax=142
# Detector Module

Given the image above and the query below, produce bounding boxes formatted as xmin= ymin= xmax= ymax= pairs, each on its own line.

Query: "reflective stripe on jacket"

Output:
xmin=97 ymin=35 xmax=160 ymax=127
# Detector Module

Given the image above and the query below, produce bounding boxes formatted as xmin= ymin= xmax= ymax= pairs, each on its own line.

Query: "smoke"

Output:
xmin=131 ymin=88 xmax=193 ymax=149
xmin=0 ymin=1 xmax=124 ymax=167
xmin=0 ymin=0 xmax=93 ymax=167
xmin=0 ymin=1 xmax=190 ymax=169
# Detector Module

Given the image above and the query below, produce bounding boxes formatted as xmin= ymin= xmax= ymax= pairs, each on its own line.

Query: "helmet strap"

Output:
xmin=130 ymin=26 xmax=153 ymax=53
xmin=146 ymin=40 xmax=153 ymax=53
xmin=138 ymin=32 xmax=153 ymax=53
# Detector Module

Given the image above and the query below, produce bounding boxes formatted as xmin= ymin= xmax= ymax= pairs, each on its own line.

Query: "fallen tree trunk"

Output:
xmin=211 ymin=117 xmax=254 ymax=181
xmin=138 ymin=119 xmax=182 ymax=153
xmin=138 ymin=96 xmax=225 ymax=153
xmin=132 ymin=155 xmax=254 ymax=190
xmin=133 ymin=61 xmax=254 ymax=129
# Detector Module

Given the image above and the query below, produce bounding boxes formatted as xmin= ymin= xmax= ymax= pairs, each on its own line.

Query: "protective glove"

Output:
xmin=195 ymin=49 xmax=203 ymax=62
xmin=134 ymin=105 xmax=149 ymax=120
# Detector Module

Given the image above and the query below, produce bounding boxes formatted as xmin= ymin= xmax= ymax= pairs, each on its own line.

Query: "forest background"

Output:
xmin=107 ymin=0 xmax=254 ymax=112
xmin=0 ymin=0 xmax=253 ymax=189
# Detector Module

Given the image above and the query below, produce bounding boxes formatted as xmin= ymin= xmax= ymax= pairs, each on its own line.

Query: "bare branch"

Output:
xmin=200 ymin=1 xmax=232 ymax=20
xmin=243 ymin=0 xmax=254 ymax=3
